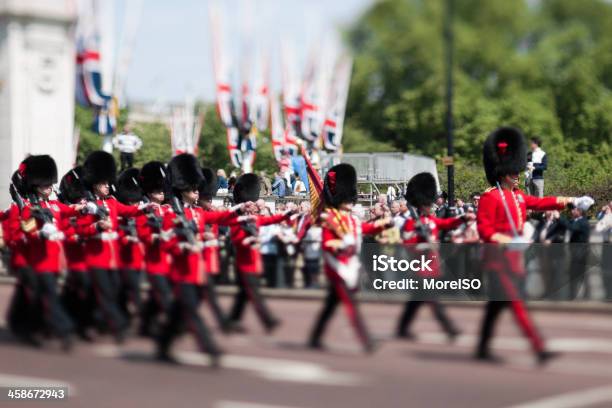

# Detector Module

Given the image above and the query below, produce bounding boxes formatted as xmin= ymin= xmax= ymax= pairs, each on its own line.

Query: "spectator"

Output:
xmin=112 ymin=125 xmax=143 ymax=171
xmin=256 ymin=199 xmax=268 ymax=214
xmin=227 ymin=176 xmax=237 ymax=194
xmin=293 ymin=174 xmax=307 ymax=196
xmin=259 ymin=171 xmax=272 ymax=196
xmin=217 ymin=169 xmax=228 ymax=193
xmin=259 ymin=208 xmax=282 ymax=288
xmin=386 ymin=185 xmax=398 ymax=202
xmin=596 ymin=202 xmax=612 ymax=297
xmin=455 ymin=198 xmax=466 ymax=216
xmin=272 ymin=172 xmax=287 ymax=197
xmin=391 ymin=199 xmax=408 ymax=229
xmin=451 ymin=206 xmax=479 ymax=243
xmin=301 ymin=221 xmax=322 ymax=288
xmin=434 ymin=191 xmax=448 ymax=218
xmin=527 ymin=137 xmax=547 ymax=197
xmin=596 ymin=202 xmax=612 ymax=243
xmin=470 ymin=192 xmax=481 ymax=211
xmin=551 ymin=203 xmax=592 ymax=298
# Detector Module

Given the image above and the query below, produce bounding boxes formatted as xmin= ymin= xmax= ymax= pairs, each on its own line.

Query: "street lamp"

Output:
xmin=444 ymin=0 xmax=455 ymax=208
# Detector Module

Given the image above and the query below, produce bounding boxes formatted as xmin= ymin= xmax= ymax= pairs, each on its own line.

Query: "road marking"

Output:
xmin=506 ymin=385 xmax=612 ymax=408
xmin=215 ymin=401 xmax=306 ymax=408
xmin=408 ymin=332 xmax=612 ymax=354
xmin=0 ymin=373 xmax=76 ymax=395
xmin=94 ymin=345 xmax=365 ymax=386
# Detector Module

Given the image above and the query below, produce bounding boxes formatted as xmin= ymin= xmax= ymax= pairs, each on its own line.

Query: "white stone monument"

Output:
xmin=0 ymin=0 xmax=76 ymax=208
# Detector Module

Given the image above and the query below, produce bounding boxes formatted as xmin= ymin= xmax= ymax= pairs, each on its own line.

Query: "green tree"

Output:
xmin=346 ymin=0 xmax=612 ymax=200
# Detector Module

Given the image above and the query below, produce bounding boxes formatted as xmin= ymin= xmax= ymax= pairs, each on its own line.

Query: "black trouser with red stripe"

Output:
xmin=140 ymin=274 xmax=172 ymax=336
xmin=36 ymin=273 xmax=74 ymax=338
xmin=477 ymin=300 xmax=545 ymax=356
xmin=202 ymin=277 xmax=231 ymax=331
xmin=229 ymin=271 xmax=277 ymax=330
xmin=308 ymin=279 xmax=373 ymax=352
xmin=118 ymin=268 xmax=143 ymax=322
xmin=61 ymin=270 xmax=95 ymax=335
xmin=90 ymin=268 xmax=128 ymax=337
xmin=397 ymin=301 xmax=458 ymax=337
xmin=7 ymin=267 xmax=40 ymax=338
xmin=157 ymin=283 xmax=220 ymax=357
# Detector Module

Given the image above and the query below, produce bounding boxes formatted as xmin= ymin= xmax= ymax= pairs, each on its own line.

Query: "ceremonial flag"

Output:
xmin=300 ymin=143 xmax=324 ymax=219
xmin=322 ymin=55 xmax=352 ymax=151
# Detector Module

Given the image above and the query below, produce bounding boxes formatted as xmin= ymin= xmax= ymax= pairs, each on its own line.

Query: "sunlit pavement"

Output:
xmin=1 ymin=285 xmax=612 ymax=408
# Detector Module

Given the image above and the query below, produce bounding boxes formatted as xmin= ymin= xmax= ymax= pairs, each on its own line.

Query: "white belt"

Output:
xmin=202 ymin=239 xmax=219 ymax=248
xmin=94 ymin=232 xmax=119 ymax=241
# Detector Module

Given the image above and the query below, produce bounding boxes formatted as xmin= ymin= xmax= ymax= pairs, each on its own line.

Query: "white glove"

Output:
xmin=50 ymin=231 xmax=65 ymax=241
xmin=229 ymin=203 xmax=243 ymax=213
xmin=138 ymin=202 xmax=151 ymax=211
xmin=159 ymin=230 xmax=175 ymax=242
xmin=40 ymin=223 xmax=58 ymax=239
xmin=341 ymin=234 xmax=356 ymax=249
xmin=86 ymin=202 xmax=99 ymax=215
xmin=572 ymin=196 xmax=595 ymax=212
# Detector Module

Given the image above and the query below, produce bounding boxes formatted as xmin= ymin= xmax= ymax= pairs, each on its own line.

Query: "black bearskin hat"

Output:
xmin=323 ymin=163 xmax=357 ymax=208
xmin=167 ymin=153 xmax=204 ymax=192
xmin=483 ymin=127 xmax=527 ymax=186
xmin=83 ymin=151 xmax=117 ymax=187
xmin=115 ymin=168 xmax=143 ymax=204
xmin=10 ymin=170 xmax=27 ymax=202
xmin=139 ymin=161 xmax=167 ymax=193
xmin=233 ymin=173 xmax=260 ymax=204
xmin=198 ymin=167 xmax=218 ymax=201
xmin=59 ymin=166 xmax=86 ymax=204
xmin=405 ymin=172 xmax=437 ymax=208
xmin=21 ymin=155 xmax=58 ymax=192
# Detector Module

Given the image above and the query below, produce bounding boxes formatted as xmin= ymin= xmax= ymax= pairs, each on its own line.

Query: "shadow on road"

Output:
xmin=410 ymin=350 xmax=476 ymax=364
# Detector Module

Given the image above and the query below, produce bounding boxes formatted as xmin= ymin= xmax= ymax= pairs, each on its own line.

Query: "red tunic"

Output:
xmin=163 ymin=206 xmax=237 ymax=284
xmin=137 ymin=204 xmax=172 ymax=275
xmin=477 ymin=187 xmax=565 ymax=273
xmin=21 ymin=200 xmax=78 ymax=273
xmin=117 ymin=208 xmax=145 ymax=271
xmin=230 ymin=213 xmax=288 ymax=275
xmin=321 ymin=208 xmax=385 ymax=287
xmin=3 ymin=203 xmax=28 ymax=270
xmin=202 ymin=223 xmax=221 ymax=275
xmin=61 ymin=216 xmax=87 ymax=272
xmin=401 ymin=214 xmax=464 ymax=278
xmin=477 ymin=187 xmax=564 ymax=243
xmin=76 ymin=197 xmax=142 ymax=270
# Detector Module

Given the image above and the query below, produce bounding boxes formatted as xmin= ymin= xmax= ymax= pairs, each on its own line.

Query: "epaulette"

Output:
xmin=484 ymin=187 xmax=496 ymax=193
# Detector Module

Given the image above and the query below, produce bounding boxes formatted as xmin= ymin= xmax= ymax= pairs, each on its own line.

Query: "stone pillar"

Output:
xmin=0 ymin=0 xmax=76 ymax=208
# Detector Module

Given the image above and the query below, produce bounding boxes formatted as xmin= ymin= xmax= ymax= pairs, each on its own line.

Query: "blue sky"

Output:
xmin=120 ymin=0 xmax=374 ymax=104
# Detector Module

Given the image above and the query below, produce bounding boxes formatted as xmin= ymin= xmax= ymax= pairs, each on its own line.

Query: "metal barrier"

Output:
xmin=320 ymin=152 xmax=440 ymax=186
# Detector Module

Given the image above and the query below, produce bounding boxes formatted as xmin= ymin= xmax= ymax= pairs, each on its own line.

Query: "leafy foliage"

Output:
xmin=346 ymin=0 xmax=612 ymax=200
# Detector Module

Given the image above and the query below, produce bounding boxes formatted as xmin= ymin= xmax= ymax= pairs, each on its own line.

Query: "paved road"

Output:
xmin=1 ymin=285 xmax=612 ymax=408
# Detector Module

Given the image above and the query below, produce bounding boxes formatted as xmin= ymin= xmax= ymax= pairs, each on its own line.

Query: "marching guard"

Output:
xmin=156 ymin=154 xmax=243 ymax=365
xmin=76 ymin=151 xmax=148 ymax=342
xmin=227 ymin=173 xmax=294 ymax=333
xmin=198 ymin=167 xmax=234 ymax=333
xmin=115 ymin=168 xmax=146 ymax=323
xmin=58 ymin=166 xmax=96 ymax=340
xmin=137 ymin=161 xmax=173 ymax=337
xmin=19 ymin=155 xmax=83 ymax=350
xmin=5 ymin=170 xmax=40 ymax=344
xmin=475 ymin=126 xmax=594 ymax=364
xmin=396 ymin=172 xmax=472 ymax=341
xmin=308 ymin=163 xmax=392 ymax=352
